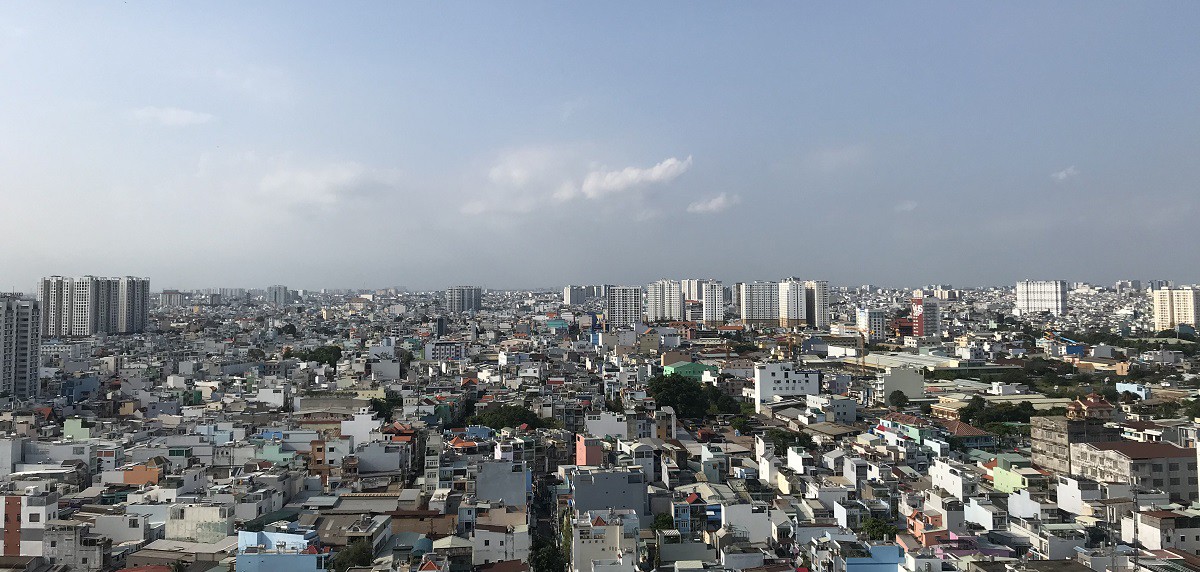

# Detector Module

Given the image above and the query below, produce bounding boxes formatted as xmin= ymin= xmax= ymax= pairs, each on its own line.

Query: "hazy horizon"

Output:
xmin=3 ymin=2 xmax=1199 ymax=291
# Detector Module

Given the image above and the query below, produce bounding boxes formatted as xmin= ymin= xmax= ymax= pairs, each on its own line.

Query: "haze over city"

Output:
xmin=2 ymin=2 xmax=1199 ymax=290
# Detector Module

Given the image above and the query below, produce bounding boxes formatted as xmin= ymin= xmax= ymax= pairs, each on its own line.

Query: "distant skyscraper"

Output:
xmin=912 ymin=297 xmax=941 ymax=339
xmin=1015 ymin=280 xmax=1068 ymax=316
xmin=1153 ymin=287 xmax=1200 ymax=332
xmin=804 ymin=280 xmax=830 ymax=329
xmin=645 ymin=280 xmax=684 ymax=323
xmin=563 ymin=286 xmax=585 ymax=305
xmin=266 ymin=285 xmax=292 ymax=306
xmin=445 ymin=286 xmax=483 ymax=313
xmin=700 ymin=280 xmax=724 ymax=326
xmin=161 ymin=290 xmax=185 ymax=308
xmin=38 ymin=275 xmax=149 ymax=337
xmin=778 ymin=278 xmax=808 ymax=328
xmin=0 ymin=296 xmax=41 ymax=399
xmin=739 ymin=281 xmax=778 ymax=326
xmin=856 ymin=308 xmax=888 ymax=342
xmin=605 ymin=286 xmax=643 ymax=329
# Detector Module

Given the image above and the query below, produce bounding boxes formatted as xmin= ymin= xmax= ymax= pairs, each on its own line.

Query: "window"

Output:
xmin=28 ymin=514 xmax=39 ymax=523
xmin=1154 ymin=479 xmax=1164 ymax=487
xmin=484 ymin=540 xmax=490 ymax=546
xmin=1171 ymin=463 xmax=1180 ymax=471
xmin=1172 ymin=478 xmax=1181 ymax=486
xmin=130 ymin=519 xmax=139 ymax=528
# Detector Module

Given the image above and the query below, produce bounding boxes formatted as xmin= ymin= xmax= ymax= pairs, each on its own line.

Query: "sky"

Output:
xmin=2 ymin=2 xmax=1199 ymax=292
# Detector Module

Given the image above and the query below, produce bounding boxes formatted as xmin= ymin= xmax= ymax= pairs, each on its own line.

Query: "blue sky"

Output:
xmin=2 ymin=2 xmax=1198 ymax=291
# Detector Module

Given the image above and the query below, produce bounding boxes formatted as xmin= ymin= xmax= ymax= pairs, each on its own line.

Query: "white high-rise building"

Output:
xmin=804 ymin=280 xmax=830 ymax=329
xmin=700 ymin=280 xmax=724 ymax=326
xmin=645 ymin=280 xmax=684 ymax=323
xmin=1153 ymin=287 xmax=1200 ymax=332
xmin=445 ymin=286 xmax=482 ymax=313
xmin=681 ymin=279 xmax=711 ymax=302
xmin=563 ymin=286 xmax=585 ymax=305
xmin=778 ymin=278 xmax=808 ymax=328
xmin=0 ymin=296 xmax=41 ymax=399
xmin=605 ymin=286 xmax=643 ymax=329
xmin=266 ymin=285 xmax=292 ymax=306
xmin=39 ymin=276 xmax=150 ymax=337
xmin=1015 ymin=280 xmax=1069 ymax=316
xmin=855 ymin=308 xmax=888 ymax=342
xmin=739 ymin=281 xmax=779 ymax=326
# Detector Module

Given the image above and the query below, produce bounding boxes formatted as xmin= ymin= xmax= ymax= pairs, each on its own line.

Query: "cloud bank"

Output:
xmin=687 ymin=193 xmax=741 ymax=214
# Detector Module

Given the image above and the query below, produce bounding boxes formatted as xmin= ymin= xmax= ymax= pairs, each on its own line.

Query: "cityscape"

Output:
xmin=3 ymin=276 xmax=1200 ymax=572
xmin=4 ymin=3 xmax=1200 ymax=572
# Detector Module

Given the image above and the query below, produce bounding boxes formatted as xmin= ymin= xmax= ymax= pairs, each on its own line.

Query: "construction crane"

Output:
xmin=1043 ymin=330 xmax=1081 ymax=345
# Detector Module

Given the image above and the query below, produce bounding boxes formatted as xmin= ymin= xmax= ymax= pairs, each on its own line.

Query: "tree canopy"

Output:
xmin=646 ymin=374 xmax=740 ymax=419
xmin=330 ymin=540 xmax=374 ymax=572
xmin=292 ymin=345 xmax=343 ymax=367
xmin=887 ymin=390 xmax=910 ymax=409
xmin=470 ymin=404 xmax=558 ymax=430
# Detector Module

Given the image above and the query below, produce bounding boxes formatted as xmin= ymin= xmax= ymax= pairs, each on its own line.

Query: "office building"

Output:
xmin=805 ymin=280 xmax=830 ymax=328
xmin=266 ymin=285 xmax=292 ymax=306
xmin=605 ymin=286 xmax=642 ymax=329
xmin=645 ymin=279 xmax=683 ymax=323
xmin=700 ymin=280 xmax=724 ymax=326
xmin=739 ymin=281 xmax=779 ymax=326
xmin=0 ymin=296 xmax=41 ymax=399
xmin=445 ymin=286 xmax=482 ymax=313
xmin=778 ymin=278 xmax=808 ymax=328
xmin=1153 ymin=287 xmax=1200 ymax=332
xmin=912 ymin=297 xmax=941 ymax=339
xmin=1016 ymin=280 xmax=1069 ymax=316
xmin=855 ymin=308 xmax=887 ymax=342
xmin=38 ymin=276 xmax=149 ymax=337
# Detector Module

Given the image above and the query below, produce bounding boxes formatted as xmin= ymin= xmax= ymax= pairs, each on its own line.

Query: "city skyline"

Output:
xmin=3 ymin=3 xmax=1199 ymax=290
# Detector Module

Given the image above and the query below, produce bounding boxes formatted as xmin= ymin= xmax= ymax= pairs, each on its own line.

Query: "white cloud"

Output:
xmin=687 ymin=193 xmax=741 ymax=214
xmin=580 ymin=155 xmax=692 ymax=199
xmin=131 ymin=106 xmax=214 ymax=127
xmin=1051 ymin=166 xmax=1079 ymax=181
xmin=894 ymin=200 xmax=918 ymax=212
xmin=257 ymin=162 xmax=399 ymax=208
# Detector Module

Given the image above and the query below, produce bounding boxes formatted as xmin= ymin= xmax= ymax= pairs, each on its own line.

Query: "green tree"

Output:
xmin=647 ymin=374 xmax=710 ymax=419
xmin=470 ymin=404 xmax=555 ymax=430
xmin=888 ymin=390 xmax=910 ymax=409
xmin=531 ymin=538 xmax=566 ymax=572
xmin=766 ymin=428 xmax=813 ymax=452
xmin=730 ymin=417 xmax=752 ymax=434
xmin=330 ymin=540 xmax=374 ymax=572
xmin=652 ymin=512 xmax=675 ymax=530
xmin=247 ymin=348 xmax=266 ymax=361
xmin=282 ymin=323 xmax=298 ymax=336
xmin=859 ymin=517 xmax=899 ymax=541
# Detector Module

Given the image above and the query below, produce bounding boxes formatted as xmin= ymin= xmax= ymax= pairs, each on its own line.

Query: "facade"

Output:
xmin=1070 ymin=441 xmax=1198 ymax=502
xmin=752 ymin=362 xmax=821 ymax=413
xmin=605 ymin=286 xmax=643 ymax=329
xmin=700 ymin=280 xmax=724 ymax=326
xmin=1030 ymin=416 xmax=1121 ymax=476
xmin=645 ymin=280 xmax=684 ymax=323
xmin=1015 ymin=280 xmax=1068 ymax=316
xmin=1153 ymin=287 xmax=1200 ymax=332
xmin=563 ymin=286 xmax=585 ymax=305
xmin=266 ymin=285 xmax=292 ymax=306
xmin=778 ymin=278 xmax=807 ymax=328
xmin=445 ymin=286 xmax=483 ymax=313
xmin=804 ymin=280 xmax=830 ymax=329
xmin=911 ymin=297 xmax=941 ymax=339
xmin=854 ymin=308 xmax=887 ymax=342
xmin=38 ymin=276 xmax=149 ymax=337
xmin=0 ymin=296 xmax=41 ymax=399
xmin=738 ymin=281 xmax=779 ymax=326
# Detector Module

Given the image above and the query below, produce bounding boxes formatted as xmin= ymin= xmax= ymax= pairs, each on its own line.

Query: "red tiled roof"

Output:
xmin=939 ymin=420 xmax=992 ymax=437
